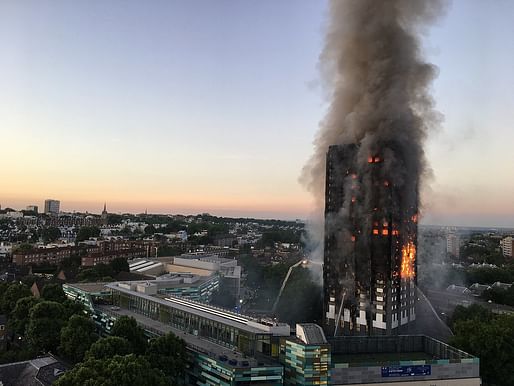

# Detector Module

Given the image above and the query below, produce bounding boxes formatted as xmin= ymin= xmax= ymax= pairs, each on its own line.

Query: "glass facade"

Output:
xmin=280 ymin=339 xmax=331 ymax=386
xmin=158 ymin=276 xmax=220 ymax=302
xmin=111 ymin=287 xmax=275 ymax=357
xmin=188 ymin=352 xmax=284 ymax=386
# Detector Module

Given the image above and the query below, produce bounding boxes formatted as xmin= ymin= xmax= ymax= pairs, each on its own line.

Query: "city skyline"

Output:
xmin=2 ymin=0 xmax=514 ymax=227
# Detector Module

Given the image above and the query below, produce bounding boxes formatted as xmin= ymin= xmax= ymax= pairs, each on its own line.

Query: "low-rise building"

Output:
xmin=63 ymin=281 xmax=481 ymax=386
xmin=12 ymin=245 xmax=98 ymax=266
xmin=81 ymin=249 xmax=146 ymax=267
xmin=0 ymin=355 xmax=67 ymax=385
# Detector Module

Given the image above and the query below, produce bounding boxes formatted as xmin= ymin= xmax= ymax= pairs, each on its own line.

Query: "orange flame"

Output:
xmin=400 ymin=242 xmax=416 ymax=279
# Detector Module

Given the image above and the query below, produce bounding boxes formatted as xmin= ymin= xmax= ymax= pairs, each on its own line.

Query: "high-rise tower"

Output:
xmin=323 ymin=145 xmax=418 ymax=336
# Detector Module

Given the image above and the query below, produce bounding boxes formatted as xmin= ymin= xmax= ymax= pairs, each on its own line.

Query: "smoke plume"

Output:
xmin=302 ymin=0 xmax=446 ymax=263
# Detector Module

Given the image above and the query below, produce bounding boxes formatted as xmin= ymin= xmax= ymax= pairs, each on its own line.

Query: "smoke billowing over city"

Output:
xmin=302 ymin=0 xmax=445 ymax=258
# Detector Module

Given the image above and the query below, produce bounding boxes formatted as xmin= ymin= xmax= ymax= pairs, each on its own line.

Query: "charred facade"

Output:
xmin=323 ymin=144 xmax=418 ymax=336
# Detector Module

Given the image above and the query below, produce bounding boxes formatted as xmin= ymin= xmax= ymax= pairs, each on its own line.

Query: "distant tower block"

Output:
xmin=323 ymin=145 xmax=418 ymax=336
xmin=44 ymin=199 xmax=60 ymax=215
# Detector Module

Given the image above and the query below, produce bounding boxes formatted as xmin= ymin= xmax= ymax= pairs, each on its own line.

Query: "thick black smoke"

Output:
xmin=302 ymin=0 xmax=446 ymax=263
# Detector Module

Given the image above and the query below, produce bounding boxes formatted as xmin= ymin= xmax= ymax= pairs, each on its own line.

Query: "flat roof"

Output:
xmin=65 ymin=282 xmax=110 ymax=293
xmin=96 ymin=305 xmax=279 ymax=369
xmin=164 ymin=264 xmax=213 ymax=276
xmin=332 ymin=352 xmax=436 ymax=365
xmin=105 ymin=282 xmax=280 ymax=335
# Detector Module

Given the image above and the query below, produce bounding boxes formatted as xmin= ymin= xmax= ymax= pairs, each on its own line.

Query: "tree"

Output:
xmin=59 ymin=315 xmax=98 ymax=363
xmin=85 ymin=336 xmax=132 ymax=360
xmin=144 ymin=224 xmax=156 ymax=235
xmin=41 ymin=227 xmax=61 ymax=243
xmin=54 ymin=355 xmax=169 ymax=386
xmin=111 ymin=316 xmax=147 ymax=354
xmin=42 ymin=283 xmax=67 ymax=303
xmin=26 ymin=301 xmax=67 ymax=352
xmin=0 ymin=283 xmax=32 ymax=314
xmin=15 ymin=243 xmax=33 ymax=252
xmin=107 ymin=214 xmax=123 ymax=225
xmin=76 ymin=226 xmax=101 ymax=242
xmin=62 ymin=299 xmax=85 ymax=319
xmin=9 ymin=296 xmax=40 ymax=335
xmin=450 ymin=304 xmax=493 ymax=329
xmin=109 ymin=257 xmax=129 ymax=274
xmin=451 ymin=314 xmax=514 ymax=386
xmin=146 ymin=333 xmax=187 ymax=380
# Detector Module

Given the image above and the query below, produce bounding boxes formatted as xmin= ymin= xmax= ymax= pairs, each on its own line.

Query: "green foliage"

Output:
xmin=9 ymin=296 xmax=40 ymax=335
xmin=15 ymin=243 xmax=34 ymax=252
xmin=450 ymin=313 xmax=514 ymax=386
xmin=107 ymin=214 xmax=123 ymax=225
xmin=41 ymin=227 xmax=61 ymax=243
xmin=146 ymin=333 xmax=187 ymax=380
xmin=62 ymin=299 xmax=85 ymax=319
xmin=466 ymin=267 xmax=514 ymax=286
xmin=256 ymin=228 xmax=302 ymax=248
xmin=54 ymin=354 xmax=169 ymax=386
xmin=460 ymin=234 xmax=506 ymax=265
xmin=157 ymin=245 xmax=183 ymax=257
xmin=161 ymin=221 xmax=187 ymax=233
xmin=450 ymin=304 xmax=493 ymax=329
xmin=111 ymin=316 xmax=147 ymax=354
xmin=110 ymin=257 xmax=129 ymax=274
xmin=77 ymin=264 xmax=114 ymax=282
xmin=76 ymin=226 xmax=101 ymax=242
xmin=86 ymin=337 xmax=132 ymax=360
xmin=76 ymin=257 xmax=130 ymax=282
xmin=26 ymin=301 xmax=67 ymax=352
xmin=0 ymin=347 xmax=37 ymax=365
xmin=483 ymin=285 xmax=514 ymax=306
xmin=144 ymin=224 xmax=156 ymax=235
xmin=42 ymin=283 xmax=67 ymax=303
xmin=0 ymin=283 xmax=32 ymax=314
xmin=59 ymin=315 xmax=98 ymax=363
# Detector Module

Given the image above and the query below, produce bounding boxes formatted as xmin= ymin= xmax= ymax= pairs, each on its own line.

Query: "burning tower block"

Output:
xmin=323 ymin=144 xmax=418 ymax=336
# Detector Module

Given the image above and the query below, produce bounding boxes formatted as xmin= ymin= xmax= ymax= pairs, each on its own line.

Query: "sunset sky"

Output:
xmin=1 ymin=0 xmax=514 ymax=226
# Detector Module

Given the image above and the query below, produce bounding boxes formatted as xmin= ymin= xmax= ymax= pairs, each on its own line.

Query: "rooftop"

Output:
xmin=66 ymin=282 xmax=111 ymax=294
xmin=96 ymin=305 xmax=278 ymax=369
xmin=328 ymin=335 xmax=477 ymax=367
xmin=0 ymin=356 xmax=68 ymax=386
xmin=105 ymin=282 xmax=290 ymax=335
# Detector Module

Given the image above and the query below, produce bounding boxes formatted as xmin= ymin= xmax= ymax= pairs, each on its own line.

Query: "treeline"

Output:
xmin=55 ymin=316 xmax=186 ymax=386
xmin=0 ymin=281 xmax=86 ymax=364
xmin=450 ymin=304 xmax=514 ymax=386
xmin=0 ymin=281 xmax=187 ymax=385
xmin=75 ymin=257 xmax=129 ymax=282
xmin=256 ymin=228 xmax=304 ymax=248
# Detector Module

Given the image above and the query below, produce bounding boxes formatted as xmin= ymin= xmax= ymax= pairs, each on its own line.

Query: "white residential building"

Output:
xmin=500 ymin=236 xmax=513 ymax=258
